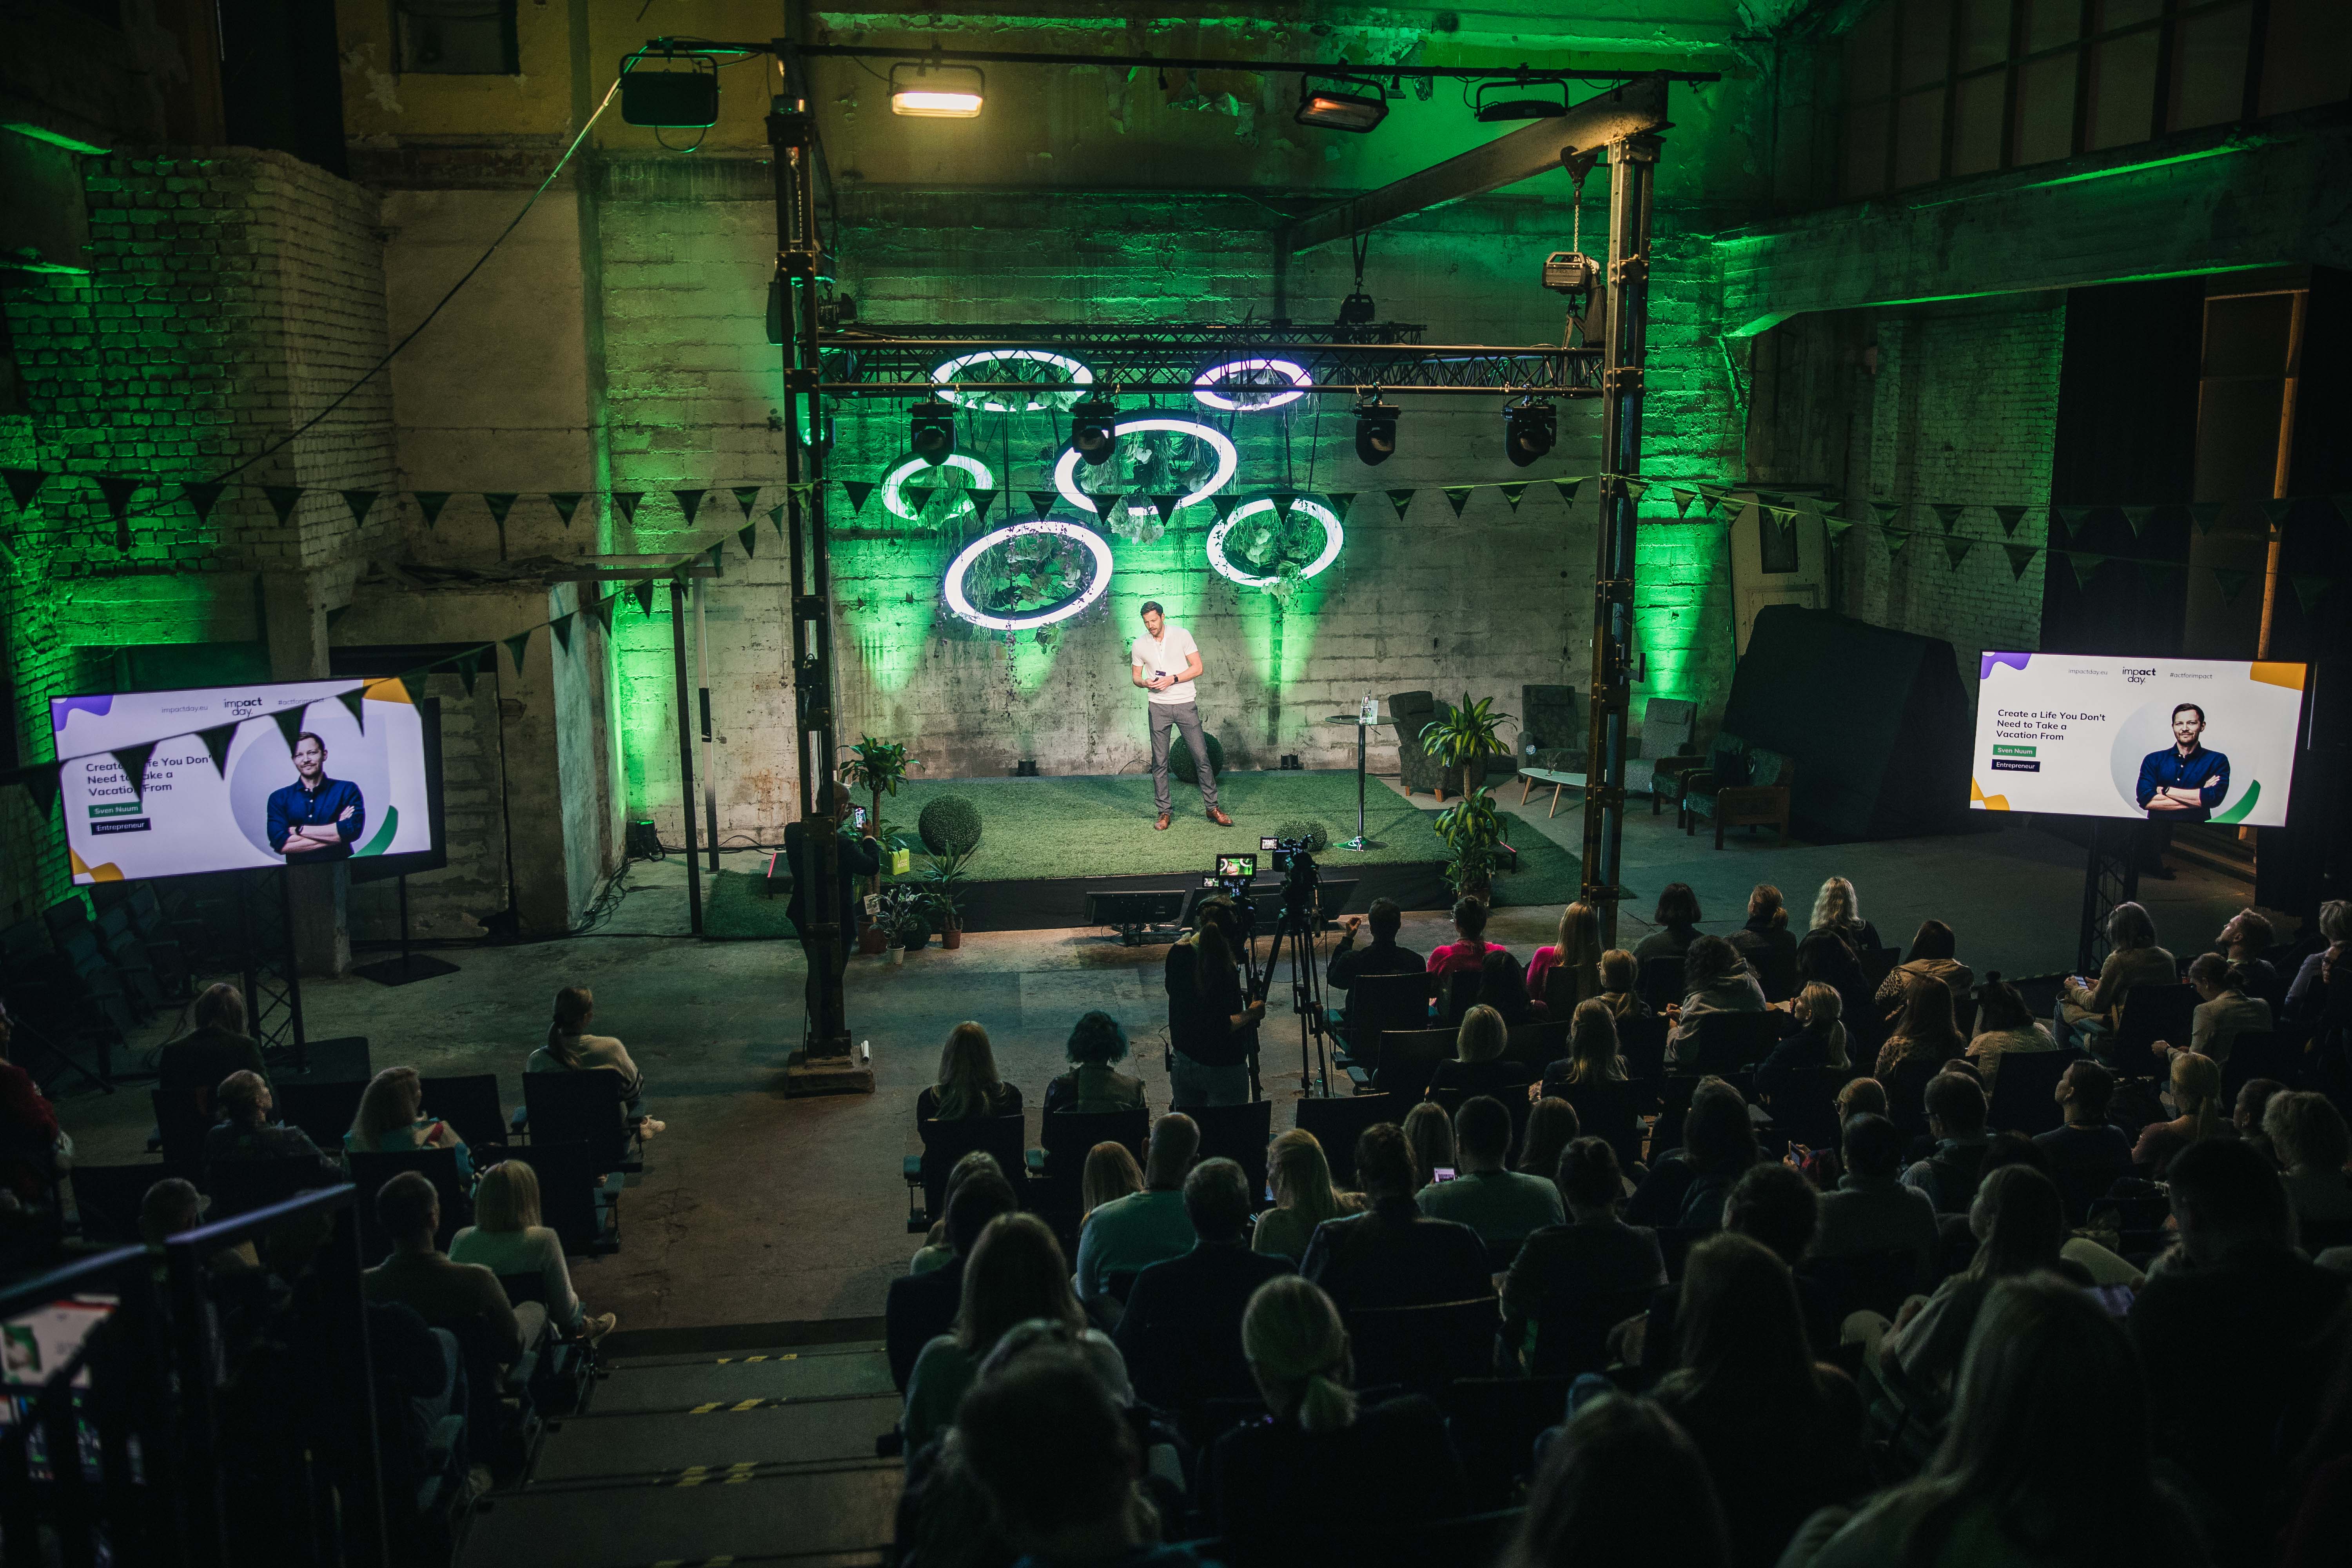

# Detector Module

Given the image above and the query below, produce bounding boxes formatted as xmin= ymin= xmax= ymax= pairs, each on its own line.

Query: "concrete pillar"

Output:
xmin=261 ymin=569 xmax=352 ymax=977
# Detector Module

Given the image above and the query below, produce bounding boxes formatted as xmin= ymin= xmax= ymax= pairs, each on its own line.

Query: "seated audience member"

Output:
xmin=2149 ymin=953 xmax=2272 ymax=1069
xmin=2237 ymin=1077 xmax=2288 ymax=1165
xmin=1783 ymin=1277 xmax=2207 ymax=1568
xmin=1478 ymin=947 xmax=1542 ymax=1023
xmin=1592 ymin=948 xmax=1653 ymax=1021
xmin=2131 ymin=1049 xmax=2227 ymax=1175
xmin=1809 ymin=876 xmax=1882 ymax=955
xmin=1755 ymin=982 xmax=1849 ymax=1099
xmin=535 ymin=985 xmax=663 ymax=1133
xmin=952 ymin=1347 xmax=1181 ymax=1568
xmin=1627 ymin=1078 xmax=1759 ymax=1231
xmin=450 ymin=1160 xmax=614 ymax=1342
xmin=1301 ymin=1122 xmax=1490 ymax=1310
xmin=1664 ymin=935 xmax=1768 ymax=1066
xmin=158 ymin=983 xmax=267 ymax=1096
xmin=1634 ymin=882 xmax=1704 ymax=960
xmin=1812 ymin=1112 xmax=1940 ymax=1293
xmin=1252 ymin=1131 xmax=1361 ymax=1262
xmin=1874 ymin=919 xmax=1974 ymax=1017
xmin=1727 ymin=883 xmax=1797 ymax=1001
xmin=362 ymin=1171 xmax=539 ymax=1363
xmin=915 ymin=1021 xmax=1021 ymax=1123
xmin=1203 ymin=1276 xmax=1469 ymax=1568
xmin=1426 ymin=895 xmax=1508 ymax=977
xmin=2056 ymin=900 xmax=2176 ymax=1050
xmin=1858 ymin=1165 xmax=2081 ymax=1402
xmin=0 ymin=999 xmax=67 ymax=1206
xmin=2282 ymin=898 xmax=2347 ymax=1020
xmin=1074 ymin=1115 xmax=1198 ymax=1304
xmin=2131 ymin=1139 xmax=2350 ymax=1555
xmin=1324 ymin=897 xmax=1422 ymax=998
xmin=1516 ymin=1097 xmax=1580 ymax=1184
xmin=1079 ymin=1141 xmax=1143 ymax=1226
xmin=2265 ymin=1091 xmax=2352 ymax=1240
xmin=1634 ymin=1161 xmax=1837 ymax=1373
xmin=1503 ymin=1393 xmax=1731 ymax=1568
xmin=203 ymin=1070 xmax=342 ymax=1186
xmin=902 ymin=1212 xmax=1130 ymax=1453
xmin=1795 ymin=926 xmax=1873 ymax=1037
xmin=1114 ymin=1158 xmax=1293 ymax=1412
xmin=1042 ymin=1011 xmax=1147 ymax=1116
xmin=886 ymin=1170 xmax=1017 ymax=1390
xmin=1503 ymin=1137 xmax=1666 ymax=1374
xmin=1428 ymin=1004 xmax=1534 ymax=1100
xmin=1402 ymin=1100 xmax=1454 ymax=1188
xmin=1417 ymin=1095 xmax=1564 ymax=1245
xmin=2033 ymin=1059 xmax=2134 ymax=1223
xmin=1904 ymin=1071 xmax=1994 ymax=1214
xmin=1962 ymin=973 xmax=2057 ymax=1093
xmin=139 ymin=1176 xmax=261 ymax=1274
xmin=1526 ymin=900 xmax=1603 ymax=1012
xmin=346 ymin=1066 xmax=472 ymax=1179
xmin=1873 ymin=975 xmax=1964 ymax=1127
xmin=911 ymin=1149 xmax=1006 ymax=1275
xmin=1539 ymin=1000 xmax=1629 ymax=1098
xmin=1651 ymin=1233 xmax=1866 ymax=1568
xmin=1791 ymin=1078 xmax=1888 ymax=1189
xmin=2214 ymin=906 xmax=2281 ymax=1007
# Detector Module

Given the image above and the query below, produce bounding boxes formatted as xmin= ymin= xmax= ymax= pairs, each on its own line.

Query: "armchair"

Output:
xmin=1641 ymin=698 xmax=1702 ymax=814
xmin=1675 ymin=732 xmax=1748 ymax=831
xmin=1390 ymin=690 xmax=1446 ymax=797
xmin=1686 ymin=744 xmax=1795 ymax=848
xmin=1518 ymin=684 xmax=1583 ymax=772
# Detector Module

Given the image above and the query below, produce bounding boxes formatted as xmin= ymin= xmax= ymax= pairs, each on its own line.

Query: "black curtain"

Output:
xmin=218 ymin=0 xmax=348 ymax=177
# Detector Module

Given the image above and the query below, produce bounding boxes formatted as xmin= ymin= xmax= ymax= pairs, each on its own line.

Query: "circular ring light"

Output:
xmin=943 ymin=519 xmax=1116 ymax=631
xmin=882 ymin=453 xmax=996 ymax=523
xmin=1207 ymin=497 xmax=1346 ymax=589
xmin=1050 ymin=416 xmax=1239 ymax=525
xmin=930 ymin=348 xmax=1096 ymax=414
xmin=1192 ymin=357 xmax=1311 ymax=412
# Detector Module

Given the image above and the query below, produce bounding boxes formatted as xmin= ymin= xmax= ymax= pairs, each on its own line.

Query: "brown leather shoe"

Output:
xmin=1207 ymin=808 xmax=1234 ymax=827
xmin=1155 ymin=813 xmax=1172 ymax=831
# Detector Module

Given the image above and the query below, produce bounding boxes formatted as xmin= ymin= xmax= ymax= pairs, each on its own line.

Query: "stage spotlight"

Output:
xmin=1354 ymin=396 xmax=1399 ymax=466
xmin=1069 ymin=396 xmax=1120 ymax=466
xmin=1503 ymin=396 xmax=1556 ymax=467
xmin=1474 ymin=79 xmax=1569 ymax=122
xmin=890 ymin=62 xmax=984 ymax=118
xmin=1192 ymin=358 xmax=1310 ymax=412
xmin=909 ymin=398 xmax=957 ymax=465
xmin=1296 ymin=77 xmax=1388 ymax=132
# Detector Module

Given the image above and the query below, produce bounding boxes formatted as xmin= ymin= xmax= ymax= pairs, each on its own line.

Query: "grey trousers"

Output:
xmin=1149 ymin=699 xmax=1219 ymax=814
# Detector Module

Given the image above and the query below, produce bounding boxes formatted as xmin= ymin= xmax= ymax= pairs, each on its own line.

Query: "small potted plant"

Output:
xmin=838 ymin=735 xmax=914 ymax=894
xmin=918 ymin=844 xmax=974 ymax=949
xmin=1433 ymin=785 xmax=1505 ymax=902
xmin=1419 ymin=693 xmax=1513 ymax=799
xmin=872 ymin=884 xmax=930 ymax=961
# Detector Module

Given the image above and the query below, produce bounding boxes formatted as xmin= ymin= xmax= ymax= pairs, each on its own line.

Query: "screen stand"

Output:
xmin=2075 ymin=820 xmax=2142 ymax=977
xmin=354 ymin=875 xmax=460 ymax=987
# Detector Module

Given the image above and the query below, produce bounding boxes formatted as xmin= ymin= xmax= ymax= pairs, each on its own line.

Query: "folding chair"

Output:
xmin=2112 ymin=984 xmax=2199 ymax=1063
xmin=1187 ymin=1098 xmax=1275 ymax=1200
xmin=420 ymin=1074 xmax=510 ymax=1156
xmin=149 ymin=1087 xmax=213 ymax=1174
xmin=904 ymin=1111 xmax=1027 ymax=1229
xmin=1294 ymin=1093 xmax=1403 ymax=1187
xmin=348 ymin=1147 xmax=472 ymax=1259
xmin=1374 ymin=1029 xmax=1454 ymax=1099
xmin=1444 ymin=971 xmax=1484 ymax=1025
xmin=520 ymin=1069 xmax=641 ymax=1175
xmin=1637 ymin=956 xmax=1686 ymax=1013
xmin=275 ymin=1078 xmax=370 ymax=1151
xmin=1984 ymin=1050 xmax=2077 ymax=1136
xmin=1688 ymin=1012 xmax=1779 ymax=1074
xmin=1559 ymin=1078 xmax=1644 ymax=1169
xmin=1346 ymin=1297 xmax=1498 ymax=1398
xmin=1343 ymin=972 xmax=1432 ymax=1069
xmin=524 ymin=1139 xmax=622 ymax=1257
xmin=1618 ymin=1014 xmax=1669 ymax=1079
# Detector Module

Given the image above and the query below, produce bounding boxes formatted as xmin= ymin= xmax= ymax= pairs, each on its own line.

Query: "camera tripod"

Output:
xmin=1248 ymin=877 xmax=1336 ymax=1098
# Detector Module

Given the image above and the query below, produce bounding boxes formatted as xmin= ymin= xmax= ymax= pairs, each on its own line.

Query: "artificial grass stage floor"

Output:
xmin=703 ymin=867 xmax=800 ymax=940
xmin=874 ymin=771 xmax=1448 ymax=882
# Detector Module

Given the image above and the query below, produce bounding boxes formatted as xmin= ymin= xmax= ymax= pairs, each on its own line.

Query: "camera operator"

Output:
xmin=1165 ymin=893 xmax=1263 ymax=1108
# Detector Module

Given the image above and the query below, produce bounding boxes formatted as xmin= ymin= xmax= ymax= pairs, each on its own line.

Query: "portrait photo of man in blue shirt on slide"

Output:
xmin=2136 ymin=702 xmax=2228 ymax=823
xmin=266 ymin=731 xmax=366 ymax=861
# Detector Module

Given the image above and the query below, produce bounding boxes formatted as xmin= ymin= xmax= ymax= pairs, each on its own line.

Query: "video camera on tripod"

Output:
xmin=1261 ymin=834 xmax=1321 ymax=929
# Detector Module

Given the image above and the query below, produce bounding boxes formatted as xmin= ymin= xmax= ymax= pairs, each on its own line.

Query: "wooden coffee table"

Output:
xmin=1515 ymin=767 xmax=1588 ymax=818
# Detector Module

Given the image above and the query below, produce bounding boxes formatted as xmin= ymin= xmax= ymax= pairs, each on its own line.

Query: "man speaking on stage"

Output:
xmin=1132 ymin=600 xmax=1232 ymax=831
xmin=2137 ymin=702 xmax=2229 ymax=822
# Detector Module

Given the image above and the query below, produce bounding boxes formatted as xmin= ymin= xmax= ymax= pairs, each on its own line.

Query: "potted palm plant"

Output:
xmin=1419 ymin=694 xmax=1513 ymax=799
xmin=838 ymin=735 xmax=913 ymax=900
xmin=1433 ymin=786 xmax=1506 ymax=902
xmin=918 ymin=845 xmax=974 ymax=949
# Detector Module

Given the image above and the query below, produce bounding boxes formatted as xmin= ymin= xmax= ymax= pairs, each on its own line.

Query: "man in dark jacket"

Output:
xmin=784 ymin=781 xmax=881 ymax=1032
xmin=1114 ymin=1158 xmax=1293 ymax=1410
xmin=885 ymin=1171 xmax=1017 ymax=1390
xmin=1301 ymin=1123 xmax=1488 ymax=1310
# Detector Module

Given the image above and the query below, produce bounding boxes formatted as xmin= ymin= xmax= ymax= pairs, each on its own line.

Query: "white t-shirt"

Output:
xmin=1130 ymin=624 xmax=1200 ymax=706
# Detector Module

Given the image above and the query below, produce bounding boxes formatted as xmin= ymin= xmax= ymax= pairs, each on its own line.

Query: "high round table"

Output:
xmin=1321 ymin=713 xmax=1392 ymax=851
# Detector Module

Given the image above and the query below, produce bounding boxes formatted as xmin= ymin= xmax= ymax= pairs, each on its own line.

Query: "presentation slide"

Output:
xmin=1971 ymin=653 xmax=2305 ymax=827
xmin=52 ymin=679 xmax=435 ymax=884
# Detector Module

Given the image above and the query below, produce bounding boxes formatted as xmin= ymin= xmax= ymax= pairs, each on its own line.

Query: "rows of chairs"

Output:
xmin=1 ymin=882 xmax=208 ymax=1090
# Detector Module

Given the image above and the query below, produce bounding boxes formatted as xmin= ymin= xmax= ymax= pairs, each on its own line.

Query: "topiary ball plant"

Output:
xmin=1273 ymin=819 xmax=1331 ymax=854
xmin=918 ymin=795 xmax=984 ymax=858
xmin=1169 ymin=730 xmax=1224 ymax=786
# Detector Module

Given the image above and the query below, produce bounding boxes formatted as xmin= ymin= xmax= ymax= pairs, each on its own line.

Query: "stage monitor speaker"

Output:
xmin=1087 ymin=889 xmax=1189 ymax=946
xmin=1719 ymin=605 xmax=1971 ymax=841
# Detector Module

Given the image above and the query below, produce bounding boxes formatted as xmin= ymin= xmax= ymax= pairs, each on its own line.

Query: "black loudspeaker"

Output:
xmin=621 ymin=70 xmax=719 ymax=128
xmin=625 ymin=819 xmax=662 ymax=858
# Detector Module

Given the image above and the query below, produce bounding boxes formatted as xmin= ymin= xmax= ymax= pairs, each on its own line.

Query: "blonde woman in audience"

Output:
xmin=451 ymin=1159 xmax=616 ymax=1342
xmin=535 ymin=985 xmax=666 ymax=1135
xmin=1254 ymin=1129 xmax=1362 ymax=1261
xmin=1964 ymin=973 xmax=2056 ymax=1091
xmin=2264 ymin=1091 xmax=2352 ymax=1237
xmin=1526 ymin=902 xmax=1604 ymax=1013
xmin=1756 ymin=982 xmax=1849 ymax=1100
xmin=2057 ymin=901 xmax=2175 ymax=1050
xmin=1539 ymin=1000 xmax=1628 ymax=1100
xmin=918 ymin=1021 xmax=1022 ymax=1123
xmin=2149 ymin=954 xmax=2272 ymax=1068
xmin=1078 ymin=1140 xmax=1144 ymax=1228
xmin=1593 ymin=949 xmax=1654 ymax=1021
xmin=2131 ymin=1049 xmax=2227 ymax=1176
xmin=1429 ymin=1003 xmax=1535 ymax=1100
xmin=1403 ymin=1100 xmax=1454 ymax=1184
xmin=1809 ymin=877 xmax=1881 ymax=954
xmin=911 ymin=1149 xmax=1007 ymax=1275
xmin=346 ymin=1065 xmax=471 ymax=1178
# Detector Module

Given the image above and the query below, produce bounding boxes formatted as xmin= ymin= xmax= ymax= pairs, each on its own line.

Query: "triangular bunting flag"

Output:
xmin=2188 ymin=501 xmax=2225 ymax=535
xmin=483 ymin=492 xmax=518 ymax=526
xmin=705 ymin=542 xmax=724 ymax=575
xmin=1671 ymin=488 xmax=1697 ymax=518
xmin=2210 ymin=567 xmax=2253 ymax=606
xmin=1992 ymin=505 xmax=2027 ymax=537
xmin=732 ymin=486 xmax=762 ymax=519
xmin=1498 ymin=483 xmax=1528 ymax=513
xmin=184 ymin=481 xmax=225 ymax=523
xmin=1441 ymin=487 xmax=1474 ymax=518
xmin=336 ymin=687 xmax=366 ymax=732
xmin=1212 ymin=494 xmax=1241 ymax=526
xmin=969 ymin=489 xmax=999 ymax=526
xmin=612 ymin=491 xmax=642 ymax=526
xmin=97 ymin=474 xmax=146 ymax=522
xmin=2138 ymin=559 xmax=2178 ymax=594
xmin=630 ymin=580 xmax=655 ymax=618
xmin=1622 ymin=479 xmax=1649 ymax=501
xmin=1942 ymin=535 xmax=1974 ymax=570
xmin=1271 ymin=492 xmax=1299 ymax=525
xmin=397 ymin=672 xmax=428 ymax=706
xmin=1552 ymin=479 xmax=1582 ymax=506
xmin=906 ymin=484 xmax=936 ymax=517
xmin=2262 ymin=498 xmax=2296 ymax=526
xmin=841 ymin=481 xmax=876 ymax=517
xmin=768 ymin=505 xmax=786 ymax=539
xmin=414 ymin=491 xmax=452 ymax=530
xmin=2 ymin=468 xmax=47 ymax=510
xmin=2002 ymin=544 xmax=2038 ymax=581
xmin=1883 ymin=529 xmax=1913 ymax=556
xmin=2055 ymin=505 xmax=2091 ymax=533
xmin=1825 ymin=516 xmax=1856 ymax=542
xmin=1932 ymin=503 xmax=1966 ymax=534
xmin=1149 ymin=494 xmax=1180 ymax=525
xmin=109 ymin=743 xmax=156 ymax=807
xmin=738 ymin=522 xmax=758 ymax=558
xmin=2065 ymin=551 xmax=2104 ymax=591
xmin=547 ymin=492 xmax=583 ymax=528
xmin=1869 ymin=500 xmax=1902 ymax=525
xmin=453 ymin=650 xmax=481 ymax=696
xmin=2291 ymin=575 xmax=2334 ymax=615
xmin=2120 ymin=505 xmax=2154 ymax=537
xmin=197 ymin=722 xmax=238 ymax=777
xmin=270 ymin=704 xmax=307 ymax=755
xmin=12 ymin=762 xmax=62 ymax=818
xmin=585 ymin=595 xmax=615 ymax=635
xmin=504 ymin=631 xmax=531 ymax=675
xmin=342 ymin=489 xmax=380 ymax=527
xmin=1093 ymin=492 xmax=1128 ymax=523
xmin=263 ymin=485 xmax=302 ymax=526
xmin=550 ymin=612 xmax=575 ymax=652
xmin=673 ymin=489 xmax=706 ymax=526
xmin=1027 ymin=490 xmax=1058 ymax=521
xmin=1386 ymin=488 xmax=1415 ymax=520
xmin=1324 ymin=492 xmax=1357 ymax=519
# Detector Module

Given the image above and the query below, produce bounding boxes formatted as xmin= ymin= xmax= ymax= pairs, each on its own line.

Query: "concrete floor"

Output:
xmin=62 ymin=775 xmax=2273 ymax=1335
